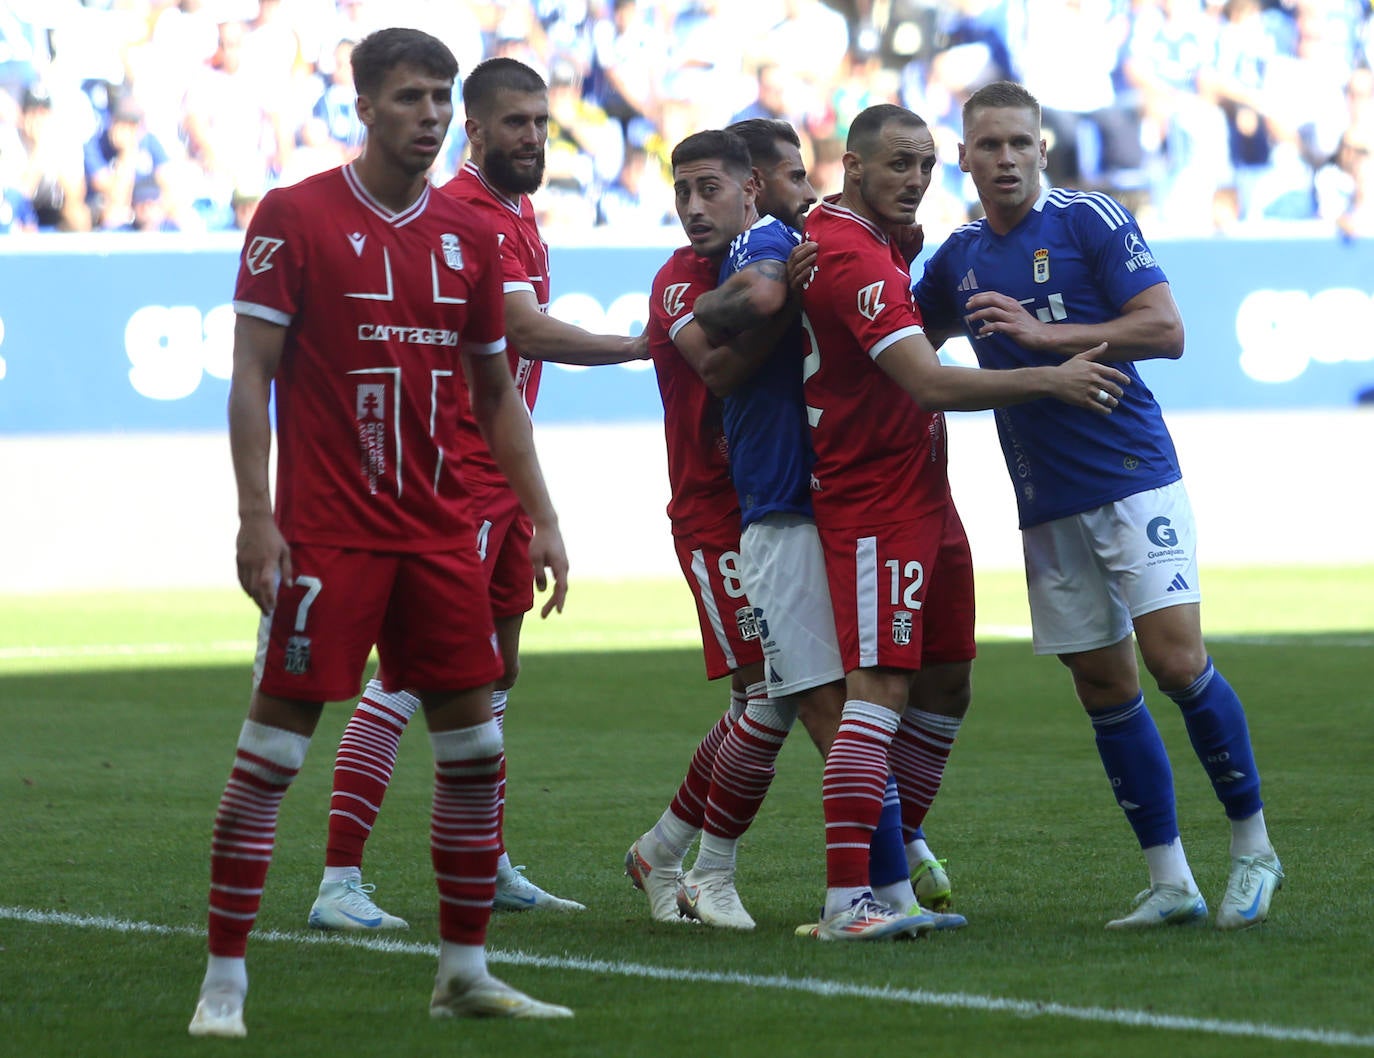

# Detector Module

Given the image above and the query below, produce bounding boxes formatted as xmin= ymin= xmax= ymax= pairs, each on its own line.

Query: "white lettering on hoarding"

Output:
xmin=1236 ymin=288 xmax=1374 ymax=384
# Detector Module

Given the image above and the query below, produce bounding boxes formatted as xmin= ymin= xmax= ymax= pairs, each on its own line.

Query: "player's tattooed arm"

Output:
xmin=694 ymin=259 xmax=791 ymax=346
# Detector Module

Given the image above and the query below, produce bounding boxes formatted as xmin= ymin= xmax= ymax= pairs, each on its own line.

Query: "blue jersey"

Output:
xmin=718 ymin=216 xmax=814 ymax=529
xmin=914 ymin=188 xmax=1182 ymax=528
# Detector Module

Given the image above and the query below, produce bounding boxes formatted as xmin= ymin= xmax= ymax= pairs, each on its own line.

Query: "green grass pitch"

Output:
xmin=2 ymin=568 xmax=1372 ymax=1057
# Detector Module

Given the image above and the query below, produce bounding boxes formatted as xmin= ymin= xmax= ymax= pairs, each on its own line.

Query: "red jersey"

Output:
xmin=647 ymin=247 xmax=737 ymax=534
xmin=439 ymin=162 xmax=549 ymax=490
xmin=800 ymin=196 xmax=951 ymax=528
xmin=233 ymin=165 xmax=506 ymax=551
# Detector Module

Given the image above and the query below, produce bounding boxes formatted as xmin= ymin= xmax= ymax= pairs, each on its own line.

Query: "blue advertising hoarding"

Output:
xmin=1 ymin=232 xmax=1371 ymax=435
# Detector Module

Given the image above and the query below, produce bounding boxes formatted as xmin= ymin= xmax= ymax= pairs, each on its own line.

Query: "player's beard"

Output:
xmin=484 ymin=146 xmax=546 ymax=196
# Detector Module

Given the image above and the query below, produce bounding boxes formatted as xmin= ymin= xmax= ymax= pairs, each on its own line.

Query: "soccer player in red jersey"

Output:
xmin=188 ymin=30 xmax=573 ymax=1037
xmin=623 ymin=132 xmax=774 ymax=923
xmin=797 ymin=104 xmax=1130 ymax=939
xmin=307 ymin=57 xmax=646 ymax=928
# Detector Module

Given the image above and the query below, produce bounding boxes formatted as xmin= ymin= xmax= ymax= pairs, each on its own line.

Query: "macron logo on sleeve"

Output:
xmin=857 ymin=281 xmax=886 ymax=321
xmin=245 ymin=237 xmax=285 ymax=275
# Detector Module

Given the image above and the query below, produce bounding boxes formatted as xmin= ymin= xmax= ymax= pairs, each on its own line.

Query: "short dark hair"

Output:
xmin=963 ymin=80 xmax=1041 ymax=129
xmin=726 ymin=118 xmax=800 ymax=170
xmin=462 ymin=57 xmax=547 ymax=115
xmin=670 ymin=129 xmax=753 ymax=180
xmin=847 ymin=104 xmax=928 ymax=156
xmin=351 ymin=27 xmax=458 ymax=99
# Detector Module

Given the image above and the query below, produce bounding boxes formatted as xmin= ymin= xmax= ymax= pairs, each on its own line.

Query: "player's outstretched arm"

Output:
xmin=964 ymin=282 xmax=1184 ymax=362
xmin=464 ymin=350 xmax=569 ymax=617
xmin=876 ymin=334 xmax=1130 ymax=414
xmin=503 ymin=289 xmax=648 ymax=366
xmin=228 ymin=313 xmax=291 ymax=614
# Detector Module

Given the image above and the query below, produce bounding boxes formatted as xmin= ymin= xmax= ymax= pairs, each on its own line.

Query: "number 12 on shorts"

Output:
xmin=885 ymin=559 xmax=924 ymax=610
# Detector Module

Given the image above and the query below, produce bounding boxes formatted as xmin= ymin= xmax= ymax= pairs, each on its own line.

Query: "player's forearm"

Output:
xmin=473 ymin=388 xmax=559 ymax=526
xmin=1038 ymin=286 xmax=1184 ymax=362
xmin=877 ymin=339 xmax=1050 ymax=412
xmin=506 ymin=304 xmax=642 ymax=365
xmin=694 ymin=265 xmax=788 ymax=344
xmin=227 ymin=377 xmax=275 ymax=520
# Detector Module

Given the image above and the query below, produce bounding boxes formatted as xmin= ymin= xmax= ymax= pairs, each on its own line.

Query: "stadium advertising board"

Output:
xmin=2 ymin=234 xmax=1371 ymax=434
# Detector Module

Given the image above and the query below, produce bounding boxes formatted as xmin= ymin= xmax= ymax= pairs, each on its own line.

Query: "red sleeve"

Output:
xmin=233 ymin=188 xmax=305 ymax=323
xmin=463 ymin=217 xmax=507 ymax=351
xmin=824 ymin=244 xmax=925 ymax=358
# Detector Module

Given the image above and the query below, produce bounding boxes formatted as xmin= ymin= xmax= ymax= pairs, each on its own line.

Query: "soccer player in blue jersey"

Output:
xmin=911 ymin=81 xmax=1282 ymax=931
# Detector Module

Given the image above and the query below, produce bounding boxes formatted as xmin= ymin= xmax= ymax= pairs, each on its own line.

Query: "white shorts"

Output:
xmin=739 ymin=512 xmax=845 ymax=697
xmin=1022 ymin=480 xmax=1202 ymax=656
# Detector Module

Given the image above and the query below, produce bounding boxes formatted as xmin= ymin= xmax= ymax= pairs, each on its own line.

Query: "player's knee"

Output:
xmin=1144 ymin=649 xmax=1208 ymax=695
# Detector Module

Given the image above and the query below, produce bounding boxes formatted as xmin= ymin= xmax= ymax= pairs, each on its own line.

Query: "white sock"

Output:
xmin=649 ymin=811 xmax=698 ymax=865
xmin=824 ymin=886 xmax=871 ymax=920
xmin=201 ymin=954 xmax=248 ymax=997
xmin=1229 ymin=809 xmax=1274 ymax=859
xmin=905 ymin=836 xmax=935 ymax=869
xmin=1143 ymin=838 xmax=1198 ymax=893
xmin=693 ymin=832 xmax=737 ymax=872
xmin=321 ymin=866 xmax=360 ymax=885
xmin=873 ymin=879 xmax=916 ymax=911
xmin=496 ymin=852 xmax=513 ymax=874
xmin=437 ymin=941 xmax=487 ymax=985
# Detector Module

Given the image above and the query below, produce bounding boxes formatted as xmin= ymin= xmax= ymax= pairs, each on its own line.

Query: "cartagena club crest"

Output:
xmin=735 ymin=606 xmax=762 ymax=642
xmin=891 ymin=610 xmax=913 ymax=646
xmin=441 ymin=233 xmax=464 ymax=270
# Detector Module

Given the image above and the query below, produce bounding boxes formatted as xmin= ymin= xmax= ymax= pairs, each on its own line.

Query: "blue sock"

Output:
xmin=1166 ymin=658 xmax=1263 ymax=820
xmin=868 ymin=774 xmax=909 ymax=887
xmin=1090 ymin=694 xmax=1180 ymax=849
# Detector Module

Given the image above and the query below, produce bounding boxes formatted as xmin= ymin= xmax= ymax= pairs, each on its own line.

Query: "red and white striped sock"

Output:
xmin=656 ymin=694 xmax=740 ymax=844
xmin=890 ymin=707 xmax=962 ymax=839
xmin=491 ymin=690 xmax=509 ymax=863
xmin=207 ymin=720 xmax=310 ymax=957
xmin=822 ymin=700 xmax=899 ymax=905
xmin=697 ymin=687 xmax=795 ymax=870
xmin=430 ymin=721 xmax=503 ymax=946
xmin=324 ymin=679 xmax=419 ymax=869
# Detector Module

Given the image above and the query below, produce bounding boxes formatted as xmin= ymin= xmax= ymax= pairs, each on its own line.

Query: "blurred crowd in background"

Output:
xmin=1 ymin=0 xmax=1371 ymax=241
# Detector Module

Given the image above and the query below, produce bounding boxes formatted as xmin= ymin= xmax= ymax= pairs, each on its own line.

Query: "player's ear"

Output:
xmin=1038 ymin=139 xmax=1048 ymax=170
xmin=841 ymin=149 xmax=861 ymax=183
xmin=957 ymin=142 xmax=969 ymax=173
xmin=355 ymin=93 xmax=374 ymax=128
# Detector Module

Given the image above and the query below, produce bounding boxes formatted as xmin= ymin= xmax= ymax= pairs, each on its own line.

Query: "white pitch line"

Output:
xmin=4 ymin=906 xmax=1373 ymax=1050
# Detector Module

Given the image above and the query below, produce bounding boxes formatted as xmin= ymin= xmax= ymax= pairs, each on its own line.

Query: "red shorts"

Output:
xmin=818 ymin=503 xmax=976 ymax=673
xmin=672 ymin=516 xmax=764 ymax=680
xmin=472 ymin=480 xmax=534 ymax=619
xmin=255 ymin=543 xmax=503 ymax=702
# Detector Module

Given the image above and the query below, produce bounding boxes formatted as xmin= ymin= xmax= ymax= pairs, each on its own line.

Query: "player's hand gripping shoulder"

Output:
xmin=1048 ymin=343 xmax=1130 ymax=414
xmin=236 ymin=515 xmax=292 ymax=614
xmin=786 ymin=240 xmax=819 ymax=293
xmin=529 ymin=519 xmax=569 ymax=619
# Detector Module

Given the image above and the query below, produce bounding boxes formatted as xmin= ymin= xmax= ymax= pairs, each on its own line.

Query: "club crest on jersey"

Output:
xmin=356 ymin=383 xmax=387 ymax=494
xmin=663 ymin=282 xmax=690 ymax=317
xmin=857 ymin=281 xmax=886 ymax=320
xmin=245 ymin=236 xmax=284 ymax=275
xmin=441 ymin=233 xmax=464 ymax=270
xmin=284 ymin=635 xmax=311 ymax=675
xmin=892 ymin=610 xmax=913 ymax=646
xmin=736 ymin=605 xmax=761 ymax=642
xmin=1033 ymin=248 xmax=1050 ymax=284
